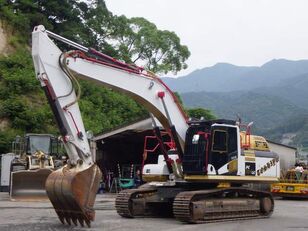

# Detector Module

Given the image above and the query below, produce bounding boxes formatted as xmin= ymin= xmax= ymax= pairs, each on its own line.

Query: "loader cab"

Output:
xmin=26 ymin=134 xmax=53 ymax=155
xmin=182 ymin=120 xmax=239 ymax=176
xmin=12 ymin=134 xmax=60 ymax=157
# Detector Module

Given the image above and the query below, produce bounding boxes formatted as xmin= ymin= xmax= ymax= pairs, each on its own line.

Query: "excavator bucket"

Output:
xmin=45 ymin=164 xmax=102 ymax=227
xmin=10 ymin=168 xmax=53 ymax=201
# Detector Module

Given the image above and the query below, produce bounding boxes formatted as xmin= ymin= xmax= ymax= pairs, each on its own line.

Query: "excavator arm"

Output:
xmin=32 ymin=25 xmax=188 ymax=155
xmin=31 ymin=25 xmax=188 ymax=227
xmin=32 ymin=28 xmax=93 ymax=167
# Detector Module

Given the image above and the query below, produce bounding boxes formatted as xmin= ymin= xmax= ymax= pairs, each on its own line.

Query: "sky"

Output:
xmin=105 ymin=0 xmax=308 ymax=77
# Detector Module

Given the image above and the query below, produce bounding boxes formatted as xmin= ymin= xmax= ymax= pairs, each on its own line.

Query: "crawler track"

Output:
xmin=115 ymin=187 xmax=274 ymax=224
xmin=173 ymin=187 xmax=274 ymax=223
xmin=115 ymin=188 xmax=157 ymax=218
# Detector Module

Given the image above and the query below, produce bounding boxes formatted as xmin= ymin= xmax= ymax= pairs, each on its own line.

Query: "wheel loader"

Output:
xmin=10 ymin=133 xmax=64 ymax=201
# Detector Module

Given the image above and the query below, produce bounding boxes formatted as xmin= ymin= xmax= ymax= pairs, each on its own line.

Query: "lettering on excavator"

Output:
xmin=257 ymin=157 xmax=279 ymax=176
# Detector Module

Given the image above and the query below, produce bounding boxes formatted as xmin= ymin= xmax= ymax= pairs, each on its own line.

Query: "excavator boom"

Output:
xmin=32 ymin=25 xmax=188 ymax=227
xmin=32 ymin=26 xmax=103 ymax=227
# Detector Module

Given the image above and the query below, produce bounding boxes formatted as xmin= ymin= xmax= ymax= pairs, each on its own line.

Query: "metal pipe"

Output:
xmin=158 ymin=97 xmax=184 ymax=159
xmin=150 ymin=114 xmax=173 ymax=174
xmin=46 ymin=30 xmax=89 ymax=52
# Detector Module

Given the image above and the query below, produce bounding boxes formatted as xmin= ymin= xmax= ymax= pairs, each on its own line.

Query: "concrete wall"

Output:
xmin=268 ymin=142 xmax=296 ymax=171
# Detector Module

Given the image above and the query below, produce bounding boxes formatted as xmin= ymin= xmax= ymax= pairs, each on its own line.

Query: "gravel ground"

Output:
xmin=0 ymin=192 xmax=308 ymax=231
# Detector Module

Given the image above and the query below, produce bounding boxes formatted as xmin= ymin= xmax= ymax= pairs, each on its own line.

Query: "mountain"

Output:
xmin=182 ymin=91 xmax=308 ymax=132
xmin=163 ymin=59 xmax=308 ymax=93
xmin=262 ymin=114 xmax=308 ymax=149
xmin=182 ymin=90 xmax=308 ymax=148
xmin=163 ymin=63 xmax=257 ymax=92
xmin=169 ymin=59 xmax=308 ymax=149
xmin=254 ymin=73 xmax=308 ymax=109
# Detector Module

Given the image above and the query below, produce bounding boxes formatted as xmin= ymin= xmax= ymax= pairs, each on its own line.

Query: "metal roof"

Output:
xmin=93 ymin=118 xmax=153 ymax=141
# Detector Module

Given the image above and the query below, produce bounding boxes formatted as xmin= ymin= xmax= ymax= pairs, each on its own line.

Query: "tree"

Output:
xmin=173 ymin=92 xmax=216 ymax=120
xmin=113 ymin=17 xmax=190 ymax=74
xmin=1 ymin=0 xmax=190 ymax=74
xmin=0 ymin=0 xmax=193 ymax=152
xmin=187 ymin=108 xmax=216 ymax=120
xmin=173 ymin=92 xmax=184 ymax=106
xmin=82 ymin=2 xmax=190 ymax=74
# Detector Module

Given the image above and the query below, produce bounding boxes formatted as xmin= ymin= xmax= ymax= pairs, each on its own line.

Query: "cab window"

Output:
xmin=212 ymin=130 xmax=228 ymax=152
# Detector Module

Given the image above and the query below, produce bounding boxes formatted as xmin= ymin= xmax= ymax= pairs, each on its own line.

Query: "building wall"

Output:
xmin=268 ymin=142 xmax=296 ymax=171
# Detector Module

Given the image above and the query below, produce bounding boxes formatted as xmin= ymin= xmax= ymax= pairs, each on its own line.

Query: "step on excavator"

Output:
xmin=31 ymin=25 xmax=280 ymax=227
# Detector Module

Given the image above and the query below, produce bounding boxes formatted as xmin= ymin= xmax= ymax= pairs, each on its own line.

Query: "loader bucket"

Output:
xmin=10 ymin=168 xmax=53 ymax=201
xmin=45 ymin=164 xmax=102 ymax=227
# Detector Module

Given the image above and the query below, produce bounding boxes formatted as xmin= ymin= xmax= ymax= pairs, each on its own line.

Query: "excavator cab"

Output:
xmin=182 ymin=119 xmax=239 ymax=176
xmin=209 ymin=124 xmax=239 ymax=174
xmin=10 ymin=134 xmax=61 ymax=201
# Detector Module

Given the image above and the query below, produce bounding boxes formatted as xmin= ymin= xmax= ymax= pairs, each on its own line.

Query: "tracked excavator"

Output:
xmin=31 ymin=25 xmax=280 ymax=227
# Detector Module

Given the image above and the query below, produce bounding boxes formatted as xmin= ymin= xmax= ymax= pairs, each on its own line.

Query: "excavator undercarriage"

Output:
xmin=116 ymin=185 xmax=274 ymax=223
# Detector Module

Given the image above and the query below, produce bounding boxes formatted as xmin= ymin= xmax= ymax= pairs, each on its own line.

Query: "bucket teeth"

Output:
xmin=58 ymin=214 xmax=65 ymax=225
xmin=64 ymin=216 xmax=71 ymax=225
xmin=71 ymin=216 xmax=78 ymax=226
xmin=45 ymin=164 xmax=102 ymax=227
xmin=85 ymin=218 xmax=91 ymax=228
xmin=78 ymin=217 xmax=84 ymax=227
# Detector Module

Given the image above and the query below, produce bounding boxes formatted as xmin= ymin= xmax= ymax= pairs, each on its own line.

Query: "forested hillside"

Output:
xmin=176 ymin=61 xmax=308 ymax=150
xmin=182 ymin=91 xmax=307 ymax=131
xmin=164 ymin=59 xmax=308 ymax=93
xmin=0 ymin=0 xmax=192 ymax=153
